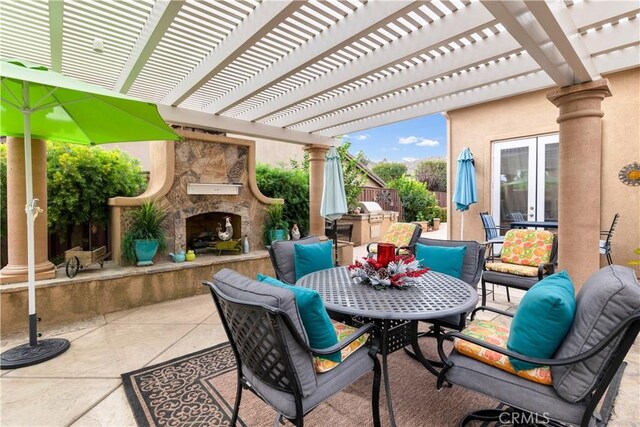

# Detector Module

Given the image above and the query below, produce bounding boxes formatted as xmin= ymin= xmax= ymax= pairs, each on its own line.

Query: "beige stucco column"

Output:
xmin=547 ymin=79 xmax=611 ymax=288
xmin=305 ymin=145 xmax=329 ymax=237
xmin=0 ymin=137 xmax=56 ymax=284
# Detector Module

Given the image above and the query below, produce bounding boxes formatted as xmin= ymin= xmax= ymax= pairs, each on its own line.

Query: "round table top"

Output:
xmin=296 ymin=266 xmax=478 ymax=320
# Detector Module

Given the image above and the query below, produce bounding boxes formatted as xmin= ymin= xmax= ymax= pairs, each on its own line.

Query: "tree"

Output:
xmin=387 ymin=175 xmax=437 ymax=222
xmin=337 ymin=140 xmax=367 ymax=211
xmin=355 ymin=150 xmax=370 ymax=166
xmin=372 ymin=161 xmax=407 ymax=183
xmin=415 ymin=159 xmax=447 ymax=193
xmin=47 ymin=142 xmax=146 ymax=235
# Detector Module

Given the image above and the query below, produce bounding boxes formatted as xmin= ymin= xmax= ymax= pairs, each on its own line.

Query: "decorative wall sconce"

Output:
xmin=619 ymin=162 xmax=640 ymax=186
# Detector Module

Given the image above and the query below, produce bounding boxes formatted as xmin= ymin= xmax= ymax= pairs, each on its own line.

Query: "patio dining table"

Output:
xmin=296 ymin=266 xmax=478 ymax=427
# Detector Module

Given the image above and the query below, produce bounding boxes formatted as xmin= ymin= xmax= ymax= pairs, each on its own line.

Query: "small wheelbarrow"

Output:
xmin=64 ymin=245 xmax=111 ymax=278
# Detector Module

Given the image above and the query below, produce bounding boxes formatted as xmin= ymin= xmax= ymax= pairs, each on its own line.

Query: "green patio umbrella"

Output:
xmin=0 ymin=59 xmax=180 ymax=369
xmin=320 ymin=146 xmax=348 ymax=266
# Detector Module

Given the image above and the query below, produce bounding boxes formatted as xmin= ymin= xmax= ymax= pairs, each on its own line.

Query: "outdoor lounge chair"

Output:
xmin=481 ymin=229 xmax=557 ymax=305
xmin=600 ymin=213 xmax=619 ymax=266
xmin=366 ymin=222 xmax=422 ymax=256
xmin=267 ymin=236 xmax=321 ymax=285
xmin=437 ymin=265 xmax=640 ymax=427
xmin=203 ymin=269 xmax=381 ymax=427
xmin=479 ymin=212 xmax=510 ymax=261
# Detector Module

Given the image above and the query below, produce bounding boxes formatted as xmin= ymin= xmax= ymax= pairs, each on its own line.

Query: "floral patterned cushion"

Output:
xmin=500 ymin=230 xmax=554 ymax=267
xmin=369 ymin=223 xmax=418 ymax=254
xmin=485 ymin=262 xmax=540 ymax=277
xmin=313 ymin=319 xmax=369 ymax=373
xmin=454 ymin=319 xmax=552 ymax=385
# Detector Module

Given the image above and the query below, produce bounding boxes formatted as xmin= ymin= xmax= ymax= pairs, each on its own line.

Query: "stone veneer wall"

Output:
xmin=113 ymin=131 xmax=279 ymax=264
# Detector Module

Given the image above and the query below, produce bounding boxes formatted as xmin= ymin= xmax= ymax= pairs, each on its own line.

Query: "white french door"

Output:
xmin=491 ymin=134 xmax=559 ymax=230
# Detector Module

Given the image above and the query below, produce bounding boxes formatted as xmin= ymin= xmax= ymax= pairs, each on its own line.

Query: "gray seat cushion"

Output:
xmin=212 ymin=268 xmax=317 ymax=396
xmin=552 ymin=266 xmax=640 ymax=403
xmin=269 ymin=236 xmax=321 ymax=285
xmin=482 ymin=270 xmax=540 ymax=289
xmin=446 ymin=350 xmax=588 ymax=425
xmin=243 ymin=345 xmax=374 ymax=419
xmin=417 ymin=238 xmax=484 ymax=287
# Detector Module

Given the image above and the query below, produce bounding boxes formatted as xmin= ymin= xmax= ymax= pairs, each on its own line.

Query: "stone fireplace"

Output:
xmin=108 ymin=129 xmax=281 ymax=263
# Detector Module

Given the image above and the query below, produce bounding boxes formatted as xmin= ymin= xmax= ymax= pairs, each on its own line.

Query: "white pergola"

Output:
xmin=1 ymin=0 xmax=638 ymax=145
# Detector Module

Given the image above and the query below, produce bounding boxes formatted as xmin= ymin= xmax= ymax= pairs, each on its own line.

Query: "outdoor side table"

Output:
xmin=296 ymin=266 xmax=478 ymax=427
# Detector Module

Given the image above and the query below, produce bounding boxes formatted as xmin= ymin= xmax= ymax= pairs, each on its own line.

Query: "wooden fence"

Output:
xmin=434 ymin=191 xmax=447 ymax=208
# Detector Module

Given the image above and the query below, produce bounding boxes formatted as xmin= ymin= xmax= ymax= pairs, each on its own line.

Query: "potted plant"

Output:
xmin=264 ymin=203 xmax=288 ymax=244
xmin=121 ymin=200 xmax=168 ymax=266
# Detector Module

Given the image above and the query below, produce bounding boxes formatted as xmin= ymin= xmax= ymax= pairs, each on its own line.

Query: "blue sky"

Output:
xmin=343 ymin=113 xmax=447 ymax=162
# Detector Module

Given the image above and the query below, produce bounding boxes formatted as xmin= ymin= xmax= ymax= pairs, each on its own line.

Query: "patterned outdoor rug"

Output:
xmin=122 ymin=341 xmax=504 ymax=427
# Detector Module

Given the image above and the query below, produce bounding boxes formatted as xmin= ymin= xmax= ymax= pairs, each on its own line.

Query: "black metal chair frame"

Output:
xmin=266 ymin=235 xmax=320 ymax=285
xmin=436 ymin=306 xmax=640 ymax=427
xmin=204 ymin=280 xmax=382 ymax=427
xmin=365 ymin=223 xmax=422 ymax=256
xmin=325 ymin=220 xmax=354 ymax=243
xmin=480 ymin=235 xmax=558 ymax=306
xmin=600 ymin=213 xmax=619 ymax=266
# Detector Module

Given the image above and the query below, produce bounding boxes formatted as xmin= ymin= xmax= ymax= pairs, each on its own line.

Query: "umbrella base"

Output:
xmin=0 ymin=338 xmax=70 ymax=369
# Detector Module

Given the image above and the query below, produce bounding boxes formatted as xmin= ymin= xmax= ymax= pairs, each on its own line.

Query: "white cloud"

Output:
xmin=353 ymin=134 xmax=370 ymax=141
xmin=398 ymin=136 xmax=419 ymax=144
xmin=416 ymin=139 xmax=439 ymax=147
xmin=403 ymin=157 xmax=418 ymax=162
xmin=397 ymin=136 xmax=440 ymax=147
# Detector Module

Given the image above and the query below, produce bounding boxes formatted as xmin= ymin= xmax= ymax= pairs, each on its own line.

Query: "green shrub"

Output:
xmin=387 ymin=175 xmax=437 ymax=222
xmin=256 ymin=163 xmax=309 ymax=236
xmin=0 ymin=144 xmax=6 ymax=239
xmin=47 ymin=142 xmax=146 ymax=235
xmin=337 ymin=141 xmax=366 ymax=211
xmin=372 ymin=161 xmax=407 ymax=183
xmin=415 ymin=159 xmax=446 ymax=192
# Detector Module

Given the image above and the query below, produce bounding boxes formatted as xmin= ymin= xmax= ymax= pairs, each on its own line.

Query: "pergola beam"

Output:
xmin=314 ymin=69 xmax=554 ymax=137
xmin=157 ymin=104 xmax=333 ymax=146
xmin=161 ymin=0 xmax=300 ymax=107
xmin=270 ymin=31 xmax=521 ymax=128
xmin=583 ymin=18 xmax=640 ymax=56
xmin=570 ymin=0 xmax=640 ymax=31
xmin=525 ymin=0 xmax=599 ymax=84
xmin=238 ymin=1 xmax=496 ymax=122
xmin=481 ymin=0 xmax=574 ymax=87
xmin=48 ymin=0 xmax=63 ymax=72
xmin=114 ymin=0 xmax=185 ymax=93
xmin=304 ymin=52 xmax=540 ymax=133
xmin=204 ymin=0 xmax=419 ymax=115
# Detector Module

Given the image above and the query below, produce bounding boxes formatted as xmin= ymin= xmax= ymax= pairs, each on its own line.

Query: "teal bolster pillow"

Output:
xmin=294 ymin=241 xmax=334 ymax=281
xmin=257 ymin=274 xmax=340 ymax=362
xmin=415 ymin=244 xmax=467 ymax=279
xmin=507 ymin=270 xmax=576 ymax=371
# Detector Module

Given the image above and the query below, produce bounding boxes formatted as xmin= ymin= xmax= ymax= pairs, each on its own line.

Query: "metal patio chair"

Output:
xmin=600 ymin=213 xmax=619 ymax=265
xmin=479 ymin=212 xmax=510 ymax=261
xmin=437 ymin=265 xmax=640 ymax=427
xmin=204 ymin=268 xmax=381 ymax=427
xmin=366 ymin=222 xmax=422 ymax=256
xmin=267 ymin=235 xmax=321 ymax=285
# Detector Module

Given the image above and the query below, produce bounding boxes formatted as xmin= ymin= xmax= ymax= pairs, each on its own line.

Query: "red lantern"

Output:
xmin=377 ymin=243 xmax=396 ymax=267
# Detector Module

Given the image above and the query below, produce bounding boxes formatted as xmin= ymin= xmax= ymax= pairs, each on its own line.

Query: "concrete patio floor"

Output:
xmin=1 ymin=225 xmax=638 ymax=426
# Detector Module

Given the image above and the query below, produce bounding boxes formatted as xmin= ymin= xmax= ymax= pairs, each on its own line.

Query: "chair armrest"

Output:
xmin=470 ymin=306 xmax=515 ymax=321
xmin=366 ymin=242 xmax=377 ymax=254
xmin=438 ymin=312 xmax=640 ymax=368
xmin=310 ymin=323 xmax=379 ymax=356
xmin=537 ymin=262 xmax=555 ymax=280
xmin=396 ymin=245 xmax=415 ymax=256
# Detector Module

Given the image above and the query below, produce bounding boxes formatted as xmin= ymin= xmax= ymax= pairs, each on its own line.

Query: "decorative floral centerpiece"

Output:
xmin=348 ymin=255 xmax=429 ymax=290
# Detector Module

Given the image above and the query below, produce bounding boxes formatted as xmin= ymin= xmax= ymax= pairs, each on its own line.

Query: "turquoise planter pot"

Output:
xmin=268 ymin=229 xmax=286 ymax=244
xmin=134 ymin=239 xmax=159 ymax=266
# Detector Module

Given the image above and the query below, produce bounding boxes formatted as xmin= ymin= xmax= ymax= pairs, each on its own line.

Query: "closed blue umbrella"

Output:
xmin=452 ymin=147 xmax=477 ymax=239
xmin=321 ymin=146 xmax=348 ymax=265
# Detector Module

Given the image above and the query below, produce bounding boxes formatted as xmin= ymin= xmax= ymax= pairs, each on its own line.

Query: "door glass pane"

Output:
xmin=499 ymin=146 xmax=529 ymax=230
xmin=544 ymin=143 xmax=559 ymax=221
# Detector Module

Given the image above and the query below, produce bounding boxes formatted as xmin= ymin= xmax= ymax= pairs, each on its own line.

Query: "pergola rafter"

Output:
xmin=0 ymin=0 xmax=638 ymax=145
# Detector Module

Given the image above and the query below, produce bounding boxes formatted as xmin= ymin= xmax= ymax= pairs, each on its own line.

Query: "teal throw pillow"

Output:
xmin=507 ymin=270 xmax=576 ymax=371
xmin=294 ymin=241 xmax=334 ymax=281
xmin=415 ymin=244 xmax=467 ymax=279
xmin=256 ymin=274 xmax=340 ymax=362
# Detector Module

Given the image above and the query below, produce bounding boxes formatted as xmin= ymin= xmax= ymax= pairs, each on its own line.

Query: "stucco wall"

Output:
xmin=447 ymin=68 xmax=639 ymax=273
xmin=228 ymin=133 xmax=305 ymax=167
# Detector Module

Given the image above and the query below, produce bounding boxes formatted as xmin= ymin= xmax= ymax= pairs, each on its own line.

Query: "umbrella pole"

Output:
xmin=333 ymin=220 xmax=339 ymax=267
xmin=0 ymin=83 xmax=70 ymax=369
xmin=460 ymin=212 xmax=464 ymax=240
